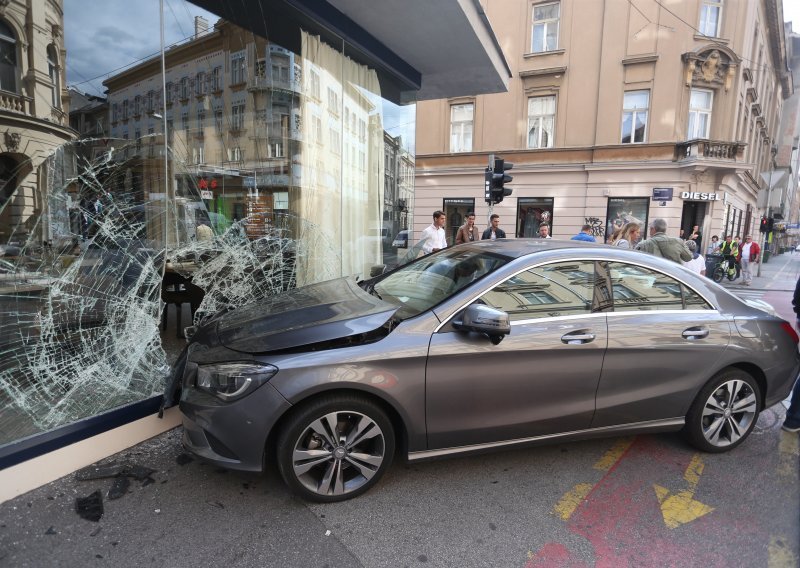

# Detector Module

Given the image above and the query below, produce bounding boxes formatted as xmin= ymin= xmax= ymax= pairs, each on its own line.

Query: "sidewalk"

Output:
xmin=716 ymin=248 xmax=800 ymax=293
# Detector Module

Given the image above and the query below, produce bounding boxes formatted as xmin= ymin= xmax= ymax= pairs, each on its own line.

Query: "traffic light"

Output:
xmin=485 ymin=154 xmax=513 ymax=205
xmin=767 ymin=217 xmax=774 ymax=233
xmin=760 ymin=216 xmax=768 ymax=233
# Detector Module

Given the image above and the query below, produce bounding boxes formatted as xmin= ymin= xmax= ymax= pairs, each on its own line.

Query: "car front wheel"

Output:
xmin=276 ymin=394 xmax=395 ymax=502
xmin=684 ymin=369 xmax=761 ymax=453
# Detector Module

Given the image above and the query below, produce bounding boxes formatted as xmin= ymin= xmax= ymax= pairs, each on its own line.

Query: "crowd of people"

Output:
xmin=420 ymin=211 xmax=769 ymax=282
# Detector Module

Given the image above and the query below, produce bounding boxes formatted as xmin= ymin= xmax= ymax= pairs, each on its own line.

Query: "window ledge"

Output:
xmin=622 ymin=54 xmax=659 ymax=66
xmin=693 ymin=34 xmax=728 ymax=45
xmin=519 ymin=66 xmax=567 ymax=78
xmin=523 ymin=49 xmax=565 ymax=59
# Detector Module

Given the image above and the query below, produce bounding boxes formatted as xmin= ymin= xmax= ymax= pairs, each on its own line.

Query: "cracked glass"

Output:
xmin=0 ymin=2 xmax=415 ymax=447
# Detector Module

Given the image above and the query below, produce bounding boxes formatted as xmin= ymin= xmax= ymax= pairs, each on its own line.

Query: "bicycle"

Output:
xmin=711 ymin=256 xmax=737 ymax=283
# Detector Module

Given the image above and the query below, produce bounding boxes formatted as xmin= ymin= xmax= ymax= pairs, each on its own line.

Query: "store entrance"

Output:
xmin=680 ymin=201 xmax=707 ymax=247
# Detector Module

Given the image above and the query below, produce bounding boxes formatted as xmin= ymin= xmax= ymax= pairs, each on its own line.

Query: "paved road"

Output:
xmin=2 ymin=255 xmax=799 ymax=568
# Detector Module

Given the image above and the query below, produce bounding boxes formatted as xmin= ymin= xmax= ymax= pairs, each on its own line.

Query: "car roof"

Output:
xmin=458 ymin=238 xmax=603 ymax=258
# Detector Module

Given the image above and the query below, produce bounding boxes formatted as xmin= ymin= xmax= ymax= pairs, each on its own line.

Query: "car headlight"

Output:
xmin=195 ymin=362 xmax=278 ymax=401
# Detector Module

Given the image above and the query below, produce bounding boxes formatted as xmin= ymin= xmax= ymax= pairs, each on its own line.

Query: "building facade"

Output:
xmin=0 ymin=0 xmax=73 ymax=244
xmin=414 ymin=0 xmax=793 ymax=251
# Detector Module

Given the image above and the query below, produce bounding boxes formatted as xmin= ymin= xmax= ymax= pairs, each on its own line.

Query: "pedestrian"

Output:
xmin=681 ymin=240 xmax=706 ymax=275
xmin=739 ymin=234 xmax=760 ymax=286
xmin=719 ymin=235 xmax=739 ymax=280
xmin=706 ymin=235 xmax=720 ymax=255
xmin=782 ymin=275 xmax=800 ymax=432
xmin=688 ymin=225 xmax=702 ymax=251
xmin=733 ymin=236 xmax=742 ymax=278
xmin=455 ymin=211 xmax=481 ymax=244
xmin=481 ymin=214 xmax=507 ymax=240
xmin=634 ymin=218 xmax=692 ymax=263
xmin=420 ymin=210 xmax=447 ymax=254
xmin=570 ymin=224 xmax=596 ymax=242
xmin=610 ymin=222 xmax=641 ymax=248
xmin=536 ymin=224 xmax=552 ymax=239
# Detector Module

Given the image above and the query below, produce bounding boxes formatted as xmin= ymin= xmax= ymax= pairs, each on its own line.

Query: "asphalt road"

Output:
xmin=1 ymin=405 xmax=797 ymax=568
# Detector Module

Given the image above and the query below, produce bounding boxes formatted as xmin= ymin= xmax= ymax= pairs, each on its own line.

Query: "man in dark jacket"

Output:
xmin=782 ymin=276 xmax=800 ymax=432
xmin=634 ymin=218 xmax=692 ymax=263
xmin=481 ymin=214 xmax=506 ymax=240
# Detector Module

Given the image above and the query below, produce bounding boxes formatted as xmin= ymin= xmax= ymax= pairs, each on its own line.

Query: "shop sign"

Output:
xmin=680 ymin=191 xmax=722 ymax=201
xmin=200 ymin=190 xmax=213 ymax=200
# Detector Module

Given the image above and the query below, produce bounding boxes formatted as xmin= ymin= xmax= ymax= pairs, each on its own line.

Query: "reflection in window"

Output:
xmin=606 ymin=262 xmax=712 ymax=311
xmin=621 ymin=91 xmax=648 ymax=144
xmin=481 ymin=260 xmax=598 ymax=320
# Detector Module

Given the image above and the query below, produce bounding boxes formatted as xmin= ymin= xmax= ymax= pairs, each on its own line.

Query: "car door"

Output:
xmin=425 ymin=259 xmax=609 ymax=449
xmin=592 ymin=261 xmax=731 ymax=428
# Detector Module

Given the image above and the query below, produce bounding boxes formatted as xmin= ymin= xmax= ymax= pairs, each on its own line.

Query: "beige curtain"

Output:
xmin=297 ymin=31 xmax=383 ymax=284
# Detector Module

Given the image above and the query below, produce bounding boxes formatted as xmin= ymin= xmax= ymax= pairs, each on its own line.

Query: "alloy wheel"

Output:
xmin=291 ymin=410 xmax=387 ymax=498
xmin=700 ymin=379 xmax=758 ymax=448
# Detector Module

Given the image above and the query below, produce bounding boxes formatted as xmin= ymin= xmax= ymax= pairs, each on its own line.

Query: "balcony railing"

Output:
xmin=675 ymin=139 xmax=745 ymax=161
xmin=247 ymin=75 xmax=301 ymax=93
xmin=0 ymin=92 xmax=30 ymax=114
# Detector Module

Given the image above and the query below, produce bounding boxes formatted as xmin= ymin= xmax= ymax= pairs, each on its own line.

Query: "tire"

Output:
xmin=684 ymin=369 xmax=761 ymax=453
xmin=711 ymin=266 xmax=724 ymax=283
xmin=276 ymin=394 xmax=395 ymax=502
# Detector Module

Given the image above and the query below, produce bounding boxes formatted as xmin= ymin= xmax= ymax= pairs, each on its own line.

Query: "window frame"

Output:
xmin=688 ymin=88 xmax=713 ymax=139
xmin=527 ymin=94 xmax=556 ymax=149
xmin=620 ymin=90 xmax=649 ymax=144
xmin=449 ymin=102 xmax=474 ymax=153
xmin=0 ymin=19 xmax=18 ymax=93
xmin=698 ymin=0 xmax=723 ymax=38
xmin=531 ymin=1 xmax=561 ymax=53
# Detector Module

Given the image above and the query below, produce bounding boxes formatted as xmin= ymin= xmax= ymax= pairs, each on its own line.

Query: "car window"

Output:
xmin=479 ymin=260 xmax=599 ymax=321
xmin=604 ymin=262 xmax=713 ymax=311
xmin=372 ymin=249 xmax=509 ymax=318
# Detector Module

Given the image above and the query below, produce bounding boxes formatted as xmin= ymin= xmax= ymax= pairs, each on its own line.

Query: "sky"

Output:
xmin=64 ymin=0 xmax=219 ymax=96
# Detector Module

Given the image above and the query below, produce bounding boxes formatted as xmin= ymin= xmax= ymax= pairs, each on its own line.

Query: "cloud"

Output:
xmin=64 ymin=0 xmax=218 ymax=95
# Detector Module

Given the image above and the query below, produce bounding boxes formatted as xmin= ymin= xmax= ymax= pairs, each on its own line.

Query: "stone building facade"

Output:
xmin=0 ymin=0 xmax=74 ymax=244
xmin=414 ymin=0 xmax=794 ymax=251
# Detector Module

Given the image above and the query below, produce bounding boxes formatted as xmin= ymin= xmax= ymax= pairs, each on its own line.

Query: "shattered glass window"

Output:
xmin=0 ymin=1 xmax=416 ymax=448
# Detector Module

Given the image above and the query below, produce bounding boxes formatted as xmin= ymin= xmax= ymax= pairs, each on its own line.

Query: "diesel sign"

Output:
xmin=680 ymin=192 xmax=721 ymax=201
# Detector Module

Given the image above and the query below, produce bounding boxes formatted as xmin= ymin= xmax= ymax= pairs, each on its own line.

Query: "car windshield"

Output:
xmin=371 ymin=248 xmax=509 ymax=319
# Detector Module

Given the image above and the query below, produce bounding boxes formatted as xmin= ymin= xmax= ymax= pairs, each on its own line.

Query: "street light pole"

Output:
xmin=757 ymin=146 xmax=777 ymax=278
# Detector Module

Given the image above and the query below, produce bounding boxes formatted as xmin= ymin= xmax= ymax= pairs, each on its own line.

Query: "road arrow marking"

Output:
xmin=653 ymin=453 xmax=714 ymax=529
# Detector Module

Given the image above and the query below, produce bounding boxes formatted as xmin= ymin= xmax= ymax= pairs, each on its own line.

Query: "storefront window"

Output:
xmin=605 ymin=197 xmax=649 ymax=243
xmin=517 ymin=198 xmax=554 ymax=238
xmin=0 ymin=10 xmax=415 ymax=450
xmin=443 ymin=198 xmax=475 ymax=246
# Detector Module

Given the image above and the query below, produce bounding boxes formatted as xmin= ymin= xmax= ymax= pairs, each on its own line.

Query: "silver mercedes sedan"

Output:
xmin=170 ymin=240 xmax=800 ymax=502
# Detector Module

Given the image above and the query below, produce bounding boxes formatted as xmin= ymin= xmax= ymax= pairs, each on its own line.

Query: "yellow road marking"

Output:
xmin=593 ymin=437 xmax=635 ymax=472
xmin=777 ymin=431 xmax=800 ymax=479
xmin=652 ymin=453 xmax=714 ymax=529
xmin=552 ymin=483 xmax=594 ymax=521
xmin=768 ymin=535 xmax=799 ymax=567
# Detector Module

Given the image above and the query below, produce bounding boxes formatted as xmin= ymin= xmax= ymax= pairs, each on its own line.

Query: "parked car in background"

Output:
xmin=168 ymin=240 xmax=800 ymax=502
xmin=392 ymin=229 xmax=409 ymax=248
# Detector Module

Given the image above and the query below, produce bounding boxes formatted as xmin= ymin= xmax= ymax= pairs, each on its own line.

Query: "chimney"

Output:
xmin=194 ymin=16 xmax=209 ymax=39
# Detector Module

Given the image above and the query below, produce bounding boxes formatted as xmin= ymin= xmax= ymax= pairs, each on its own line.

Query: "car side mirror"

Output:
xmin=453 ymin=304 xmax=510 ymax=344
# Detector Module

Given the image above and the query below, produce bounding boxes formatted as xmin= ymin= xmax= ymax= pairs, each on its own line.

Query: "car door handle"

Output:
xmin=561 ymin=332 xmax=595 ymax=344
xmin=682 ymin=327 xmax=709 ymax=340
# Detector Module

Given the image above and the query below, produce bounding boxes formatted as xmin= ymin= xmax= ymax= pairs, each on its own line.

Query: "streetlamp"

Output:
xmin=757 ymin=146 xmax=778 ymax=277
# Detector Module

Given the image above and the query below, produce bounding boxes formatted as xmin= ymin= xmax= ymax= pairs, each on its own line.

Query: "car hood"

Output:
xmin=215 ymin=277 xmax=398 ymax=353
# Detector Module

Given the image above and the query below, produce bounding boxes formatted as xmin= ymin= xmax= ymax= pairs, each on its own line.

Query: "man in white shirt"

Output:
xmin=420 ymin=210 xmax=447 ymax=254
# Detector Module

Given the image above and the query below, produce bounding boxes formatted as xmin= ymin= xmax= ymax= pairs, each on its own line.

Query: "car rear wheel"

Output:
xmin=684 ymin=369 xmax=761 ymax=453
xmin=276 ymin=394 xmax=395 ymax=502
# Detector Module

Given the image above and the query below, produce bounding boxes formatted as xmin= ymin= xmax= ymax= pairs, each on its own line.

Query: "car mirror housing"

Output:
xmin=454 ymin=304 xmax=511 ymax=341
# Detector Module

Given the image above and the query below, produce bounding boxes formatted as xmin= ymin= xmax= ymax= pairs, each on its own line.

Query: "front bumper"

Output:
xmin=180 ymin=380 xmax=292 ymax=472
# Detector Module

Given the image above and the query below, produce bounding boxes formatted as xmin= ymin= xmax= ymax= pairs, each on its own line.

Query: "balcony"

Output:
xmin=247 ymin=75 xmax=301 ymax=94
xmin=0 ymin=92 xmax=30 ymax=114
xmin=675 ymin=139 xmax=745 ymax=161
